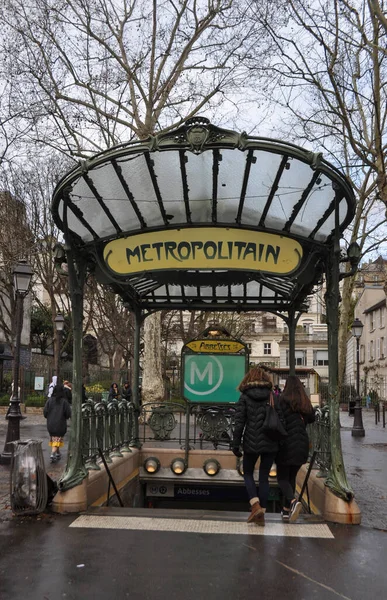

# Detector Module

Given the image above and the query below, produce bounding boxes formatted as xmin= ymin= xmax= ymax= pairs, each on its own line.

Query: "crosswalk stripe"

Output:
xmin=70 ymin=515 xmax=334 ymax=538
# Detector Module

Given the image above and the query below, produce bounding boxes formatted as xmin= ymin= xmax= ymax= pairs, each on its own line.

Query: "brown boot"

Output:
xmin=247 ymin=501 xmax=264 ymax=524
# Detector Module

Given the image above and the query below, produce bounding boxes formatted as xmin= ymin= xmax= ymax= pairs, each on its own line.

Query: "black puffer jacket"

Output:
xmin=44 ymin=396 xmax=71 ymax=437
xmin=276 ymin=398 xmax=315 ymax=466
xmin=232 ymin=381 xmax=281 ymax=455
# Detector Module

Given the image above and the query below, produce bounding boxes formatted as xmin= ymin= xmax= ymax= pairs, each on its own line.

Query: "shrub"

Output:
xmin=85 ymin=382 xmax=109 ymax=394
xmin=25 ymin=393 xmax=46 ymax=407
xmin=0 ymin=394 xmax=9 ymax=406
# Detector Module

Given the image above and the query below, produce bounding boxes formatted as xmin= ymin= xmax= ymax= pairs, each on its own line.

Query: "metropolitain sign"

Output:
xmin=103 ymin=228 xmax=303 ymax=276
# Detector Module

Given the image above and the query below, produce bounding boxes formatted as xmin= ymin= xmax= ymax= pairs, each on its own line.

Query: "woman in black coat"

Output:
xmin=276 ymin=376 xmax=315 ymax=523
xmin=232 ymin=366 xmax=281 ymax=525
xmin=43 ymin=383 xmax=72 ymax=463
xmin=108 ymin=382 xmax=121 ymax=401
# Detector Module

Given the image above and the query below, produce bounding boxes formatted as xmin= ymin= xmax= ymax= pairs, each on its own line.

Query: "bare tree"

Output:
xmin=2 ymin=159 xmax=74 ymax=367
xmin=0 ymin=190 xmax=33 ymax=350
xmin=84 ymin=277 xmax=134 ymax=380
xmin=0 ymin=0 xmax=281 ymax=402
xmin=253 ymin=0 xmax=387 ymax=390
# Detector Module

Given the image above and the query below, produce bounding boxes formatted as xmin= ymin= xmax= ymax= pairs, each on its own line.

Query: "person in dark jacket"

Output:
xmin=43 ymin=383 xmax=71 ymax=463
xmin=232 ymin=366 xmax=281 ymax=525
xmin=82 ymin=384 xmax=88 ymax=403
xmin=63 ymin=380 xmax=72 ymax=405
xmin=108 ymin=382 xmax=121 ymax=401
xmin=121 ymin=381 xmax=132 ymax=402
xmin=276 ymin=376 xmax=315 ymax=523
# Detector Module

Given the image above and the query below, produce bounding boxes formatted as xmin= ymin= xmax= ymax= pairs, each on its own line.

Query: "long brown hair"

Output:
xmin=238 ymin=366 xmax=272 ymax=391
xmin=281 ymin=376 xmax=313 ymax=413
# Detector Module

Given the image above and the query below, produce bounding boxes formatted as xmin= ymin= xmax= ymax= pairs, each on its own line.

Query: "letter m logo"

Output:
xmin=190 ymin=361 xmax=213 ymax=385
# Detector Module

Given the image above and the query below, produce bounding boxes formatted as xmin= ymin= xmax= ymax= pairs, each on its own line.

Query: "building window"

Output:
xmin=313 ymin=350 xmax=329 ymax=366
xmin=286 ymin=349 xmax=306 ymax=366
xmin=370 ymin=313 xmax=375 ymax=331
xmin=381 ymin=337 xmax=385 ymax=359
xmin=382 ymin=308 xmax=385 ymax=328
xmin=360 ymin=344 xmax=365 ymax=363
xmin=263 ymin=342 xmax=271 ymax=355
xmin=246 ymin=321 xmax=255 ymax=334
xmin=370 ymin=340 xmax=374 ymax=360
xmin=377 ymin=338 xmax=381 ymax=359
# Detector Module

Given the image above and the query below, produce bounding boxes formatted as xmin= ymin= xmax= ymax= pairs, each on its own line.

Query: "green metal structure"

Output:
xmin=51 ymin=117 xmax=358 ymax=500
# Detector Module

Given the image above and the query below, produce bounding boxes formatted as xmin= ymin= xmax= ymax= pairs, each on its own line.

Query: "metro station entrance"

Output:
xmin=50 ymin=117 xmax=359 ymax=516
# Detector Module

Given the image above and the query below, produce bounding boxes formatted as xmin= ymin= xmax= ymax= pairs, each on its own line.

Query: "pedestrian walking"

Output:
xmin=276 ymin=375 xmax=315 ymax=523
xmin=43 ymin=383 xmax=71 ymax=463
xmin=47 ymin=375 xmax=57 ymax=398
xmin=232 ymin=366 xmax=282 ymax=525
xmin=108 ymin=382 xmax=121 ymax=401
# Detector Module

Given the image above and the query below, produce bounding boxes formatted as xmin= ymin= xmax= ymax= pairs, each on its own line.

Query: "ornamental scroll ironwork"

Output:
xmin=147 ymin=403 xmax=178 ymax=441
xmin=151 ymin=116 xmax=247 ymax=154
xmin=196 ymin=406 xmax=235 ymax=449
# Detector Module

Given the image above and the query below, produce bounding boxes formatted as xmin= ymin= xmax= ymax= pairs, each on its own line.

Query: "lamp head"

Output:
xmin=54 ymin=313 xmax=65 ymax=332
xmin=352 ymin=318 xmax=363 ymax=339
xmin=13 ymin=260 xmax=33 ymax=295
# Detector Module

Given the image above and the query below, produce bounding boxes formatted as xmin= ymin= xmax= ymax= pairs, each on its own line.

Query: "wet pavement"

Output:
xmin=0 ymin=510 xmax=386 ymax=600
xmin=0 ymin=409 xmax=386 ymax=599
xmin=339 ymin=409 xmax=387 ymax=530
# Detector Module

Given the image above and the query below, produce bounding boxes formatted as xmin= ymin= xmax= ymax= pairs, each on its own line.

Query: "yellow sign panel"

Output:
xmin=103 ymin=228 xmax=302 ymax=276
xmin=186 ymin=340 xmax=245 ymax=354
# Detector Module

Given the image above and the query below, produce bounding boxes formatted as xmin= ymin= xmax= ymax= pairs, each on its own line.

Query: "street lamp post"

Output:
xmin=54 ymin=312 xmax=65 ymax=384
xmin=351 ymin=317 xmax=365 ymax=437
xmin=0 ymin=260 xmax=33 ymax=464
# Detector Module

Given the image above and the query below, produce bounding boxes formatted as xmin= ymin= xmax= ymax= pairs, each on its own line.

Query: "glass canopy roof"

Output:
xmin=52 ymin=117 xmax=356 ymax=313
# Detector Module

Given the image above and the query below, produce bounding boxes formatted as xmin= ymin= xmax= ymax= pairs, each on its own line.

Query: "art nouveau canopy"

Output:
xmin=52 ymin=117 xmax=356 ymax=313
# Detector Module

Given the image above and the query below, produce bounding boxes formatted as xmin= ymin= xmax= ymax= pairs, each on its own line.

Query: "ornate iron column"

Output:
xmin=287 ymin=310 xmax=297 ymax=376
xmin=131 ymin=307 xmax=143 ymax=448
xmin=324 ymin=198 xmax=353 ymax=500
xmin=58 ymin=244 xmax=88 ymax=491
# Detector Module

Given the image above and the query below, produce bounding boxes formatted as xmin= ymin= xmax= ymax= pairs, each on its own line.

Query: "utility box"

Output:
xmin=10 ymin=440 xmax=48 ymax=515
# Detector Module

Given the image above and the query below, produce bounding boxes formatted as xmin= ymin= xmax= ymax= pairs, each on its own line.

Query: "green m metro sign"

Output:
xmin=182 ymin=354 xmax=247 ymax=404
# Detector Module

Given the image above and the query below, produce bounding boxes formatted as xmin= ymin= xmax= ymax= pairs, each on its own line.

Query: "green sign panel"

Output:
xmin=183 ymin=354 xmax=245 ymax=403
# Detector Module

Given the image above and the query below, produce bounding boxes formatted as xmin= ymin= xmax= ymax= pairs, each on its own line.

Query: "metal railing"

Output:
xmin=81 ymin=398 xmax=333 ymax=478
xmin=308 ymin=406 xmax=331 ymax=475
xmin=138 ymin=402 xmax=235 ymax=450
xmin=81 ymin=399 xmax=135 ymax=470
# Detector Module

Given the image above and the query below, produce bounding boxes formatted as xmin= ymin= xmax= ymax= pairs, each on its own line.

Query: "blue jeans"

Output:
xmin=243 ymin=452 xmax=276 ymax=509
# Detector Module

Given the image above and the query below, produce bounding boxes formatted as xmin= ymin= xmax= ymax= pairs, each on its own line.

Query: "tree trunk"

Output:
xmin=142 ymin=312 xmax=164 ymax=403
xmin=113 ymin=346 xmax=124 ymax=383
xmin=338 ymin=274 xmax=356 ymax=396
